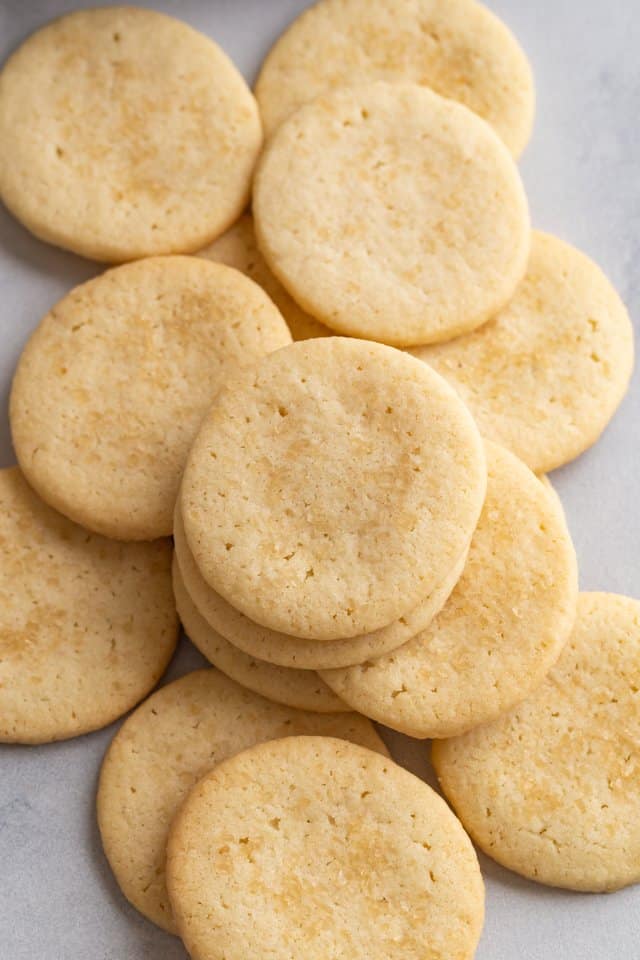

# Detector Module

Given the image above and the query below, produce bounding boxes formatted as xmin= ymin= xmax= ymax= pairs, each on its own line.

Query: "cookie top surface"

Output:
xmin=10 ymin=256 xmax=291 ymax=540
xmin=0 ymin=7 xmax=262 ymax=261
xmin=200 ymin=214 xmax=331 ymax=341
xmin=255 ymin=0 xmax=534 ymax=157
xmin=97 ymin=669 xmax=387 ymax=932
xmin=173 ymin=557 xmax=347 ymax=713
xmin=322 ymin=443 xmax=578 ymax=738
xmin=253 ymin=82 xmax=530 ymax=345
xmin=174 ymin=499 xmax=468 ymax=669
xmin=181 ymin=338 xmax=486 ymax=640
xmin=412 ymin=231 xmax=634 ymax=472
xmin=167 ymin=735 xmax=484 ymax=959
xmin=0 ymin=467 xmax=177 ymax=743
xmin=433 ymin=593 xmax=640 ymax=892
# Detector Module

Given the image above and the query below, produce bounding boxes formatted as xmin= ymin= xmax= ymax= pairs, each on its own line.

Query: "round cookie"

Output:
xmin=167 ymin=736 xmax=484 ymax=959
xmin=433 ymin=593 xmax=640 ymax=892
xmin=0 ymin=467 xmax=177 ymax=744
xmin=181 ymin=337 xmax=487 ymax=640
xmin=411 ymin=232 xmax=634 ymax=472
xmin=97 ymin=670 xmax=388 ymax=932
xmin=10 ymin=257 xmax=291 ymax=540
xmin=200 ymin=214 xmax=331 ymax=340
xmin=254 ymin=82 xmax=530 ymax=346
xmin=321 ymin=443 xmax=578 ymax=738
xmin=174 ymin=499 xmax=469 ymax=670
xmin=0 ymin=7 xmax=262 ymax=261
xmin=173 ymin=557 xmax=347 ymax=713
xmin=255 ymin=0 xmax=534 ymax=157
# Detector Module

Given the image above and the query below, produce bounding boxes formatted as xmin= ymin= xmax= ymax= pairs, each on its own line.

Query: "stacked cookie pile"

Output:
xmin=0 ymin=3 xmax=638 ymax=959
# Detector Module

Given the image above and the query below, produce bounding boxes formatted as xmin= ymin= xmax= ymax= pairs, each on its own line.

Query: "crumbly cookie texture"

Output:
xmin=173 ymin=557 xmax=348 ymax=713
xmin=174 ymin=498 xmax=468 ymax=669
xmin=322 ymin=443 xmax=578 ymax=738
xmin=0 ymin=467 xmax=177 ymax=744
xmin=412 ymin=231 xmax=634 ymax=472
xmin=10 ymin=256 xmax=291 ymax=541
xmin=254 ymin=82 xmax=530 ymax=345
xmin=433 ymin=593 xmax=640 ymax=892
xmin=0 ymin=7 xmax=262 ymax=261
xmin=200 ymin=214 xmax=331 ymax=341
xmin=97 ymin=671 xmax=388 ymax=932
xmin=256 ymin=0 xmax=534 ymax=157
xmin=166 ymin=736 xmax=484 ymax=959
xmin=181 ymin=338 xmax=486 ymax=640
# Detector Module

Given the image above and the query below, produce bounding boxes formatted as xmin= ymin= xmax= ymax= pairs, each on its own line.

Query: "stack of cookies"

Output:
xmin=0 ymin=3 xmax=637 ymax=959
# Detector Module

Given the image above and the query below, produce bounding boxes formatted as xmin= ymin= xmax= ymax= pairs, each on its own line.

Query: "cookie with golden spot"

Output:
xmin=412 ymin=232 xmax=634 ymax=472
xmin=174 ymin=498 xmax=468 ymax=670
xmin=322 ymin=443 xmax=578 ymax=738
xmin=97 ymin=671 xmax=387 ymax=932
xmin=0 ymin=7 xmax=262 ymax=261
xmin=0 ymin=467 xmax=177 ymax=744
xmin=10 ymin=256 xmax=291 ymax=540
xmin=256 ymin=0 xmax=534 ymax=157
xmin=200 ymin=214 xmax=331 ymax=341
xmin=166 ymin=736 xmax=484 ymax=959
xmin=433 ymin=593 xmax=640 ymax=892
xmin=181 ymin=338 xmax=486 ymax=640
xmin=254 ymin=82 xmax=529 ymax=345
xmin=173 ymin=557 xmax=347 ymax=713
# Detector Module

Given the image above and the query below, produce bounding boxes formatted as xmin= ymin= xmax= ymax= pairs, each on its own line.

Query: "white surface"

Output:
xmin=0 ymin=1 xmax=638 ymax=957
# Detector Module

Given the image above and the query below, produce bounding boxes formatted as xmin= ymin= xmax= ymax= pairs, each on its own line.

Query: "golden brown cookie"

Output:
xmin=167 ymin=736 xmax=484 ymax=958
xmin=0 ymin=8 xmax=262 ymax=261
xmin=433 ymin=593 xmax=640 ymax=892
xmin=0 ymin=467 xmax=177 ymax=744
xmin=254 ymin=82 xmax=529 ymax=345
xmin=97 ymin=670 xmax=387 ymax=931
xmin=10 ymin=256 xmax=291 ymax=540
xmin=412 ymin=232 xmax=634 ymax=472
xmin=181 ymin=337 xmax=486 ymax=640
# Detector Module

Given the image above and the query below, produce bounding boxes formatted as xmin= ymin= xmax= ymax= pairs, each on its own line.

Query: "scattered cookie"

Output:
xmin=322 ymin=443 xmax=578 ymax=737
xmin=10 ymin=256 xmax=291 ymax=540
xmin=200 ymin=214 xmax=331 ymax=340
xmin=167 ymin=736 xmax=484 ymax=958
xmin=256 ymin=0 xmax=534 ymax=157
xmin=173 ymin=557 xmax=347 ymax=713
xmin=254 ymin=82 xmax=530 ymax=345
xmin=433 ymin=593 xmax=640 ymax=892
xmin=0 ymin=7 xmax=262 ymax=261
xmin=0 ymin=467 xmax=177 ymax=744
xmin=412 ymin=231 xmax=634 ymax=472
xmin=174 ymin=498 xmax=468 ymax=669
xmin=97 ymin=670 xmax=388 ymax=932
xmin=181 ymin=338 xmax=486 ymax=640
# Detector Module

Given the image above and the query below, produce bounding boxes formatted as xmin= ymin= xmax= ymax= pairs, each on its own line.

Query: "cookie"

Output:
xmin=253 ymin=82 xmax=530 ymax=345
xmin=181 ymin=338 xmax=487 ymax=640
xmin=97 ymin=670 xmax=388 ymax=932
xmin=173 ymin=557 xmax=347 ymax=713
xmin=0 ymin=7 xmax=262 ymax=261
xmin=433 ymin=593 xmax=640 ymax=892
xmin=0 ymin=467 xmax=177 ymax=744
xmin=321 ymin=443 xmax=578 ymax=737
xmin=10 ymin=256 xmax=291 ymax=540
xmin=175 ymin=498 xmax=468 ymax=669
xmin=167 ymin=736 xmax=484 ymax=959
xmin=412 ymin=231 xmax=634 ymax=472
xmin=200 ymin=214 xmax=331 ymax=340
xmin=255 ymin=0 xmax=534 ymax=157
